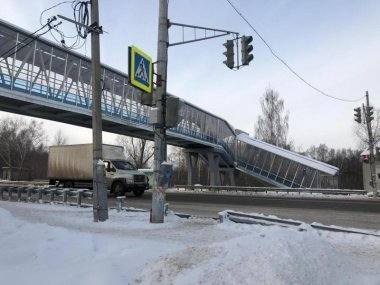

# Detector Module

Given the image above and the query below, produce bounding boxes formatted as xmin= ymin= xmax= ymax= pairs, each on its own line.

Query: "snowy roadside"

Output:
xmin=0 ymin=201 xmax=379 ymax=285
xmin=167 ymin=187 xmax=373 ymax=200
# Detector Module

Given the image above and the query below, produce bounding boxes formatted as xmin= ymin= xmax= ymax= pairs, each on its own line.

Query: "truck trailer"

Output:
xmin=47 ymin=144 xmax=149 ymax=196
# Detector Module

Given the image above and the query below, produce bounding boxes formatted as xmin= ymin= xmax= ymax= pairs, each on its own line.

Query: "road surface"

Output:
xmin=118 ymin=191 xmax=380 ymax=230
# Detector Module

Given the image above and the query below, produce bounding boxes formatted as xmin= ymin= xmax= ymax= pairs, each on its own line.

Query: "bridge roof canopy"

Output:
xmin=237 ymin=133 xmax=339 ymax=176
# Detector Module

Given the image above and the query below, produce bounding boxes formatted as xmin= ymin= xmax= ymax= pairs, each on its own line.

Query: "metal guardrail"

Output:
xmin=220 ymin=210 xmax=380 ymax=237
xmin=0 ymin=185 xmax=151 ymax=214
xmin=0 ymin=180 xmax=49 ymax=186
xmin=175 ymin=185 xmax=368 ymax=196
xmin=0 ymin=185 xmax=93 ymax=207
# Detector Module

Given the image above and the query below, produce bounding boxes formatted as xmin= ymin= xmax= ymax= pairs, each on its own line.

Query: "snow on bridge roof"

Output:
xmin=237 ymin=133 xmax=339 ymax=176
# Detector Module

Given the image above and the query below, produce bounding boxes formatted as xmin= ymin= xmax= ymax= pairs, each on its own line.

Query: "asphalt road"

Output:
xmin=118 ymin=191 xmax=380 ymax=230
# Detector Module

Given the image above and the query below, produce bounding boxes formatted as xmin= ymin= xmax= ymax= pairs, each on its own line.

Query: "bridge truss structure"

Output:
xmin=0 ymin=19 xmax=338 ymax=188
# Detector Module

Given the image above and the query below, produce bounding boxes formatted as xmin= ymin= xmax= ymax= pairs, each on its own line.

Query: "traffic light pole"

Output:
xmin=150 ymin=2 xmax=247 ymax=222
xmin=365 ymin=91 xmax=378 ymax=197
xmin=91 ymin=0 xmax=108 ymax=222
xmin=151 ymin=0 xmax=169 ymax=223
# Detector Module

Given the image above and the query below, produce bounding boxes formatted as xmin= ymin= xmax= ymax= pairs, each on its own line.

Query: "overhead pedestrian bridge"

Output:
xmin=0 ymin=19 xmax=338 ymax=188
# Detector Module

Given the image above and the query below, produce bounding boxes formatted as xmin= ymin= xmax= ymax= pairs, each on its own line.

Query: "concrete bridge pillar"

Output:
xmin=227 ymin=168 xmax=236 ymax=186
xmin=207 ymin=153 xmax=221 ymax=186
xmin=185 ymin=152 xmax=199 ymax=185
xmin=220 ymin=168 xmax=236 ymax=186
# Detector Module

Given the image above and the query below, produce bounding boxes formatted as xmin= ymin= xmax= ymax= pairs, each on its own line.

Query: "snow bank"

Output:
xmin=0 ymin=205 xmax=183 ymax=285
xmin=0 ymin=201 xmax=379 ymax=285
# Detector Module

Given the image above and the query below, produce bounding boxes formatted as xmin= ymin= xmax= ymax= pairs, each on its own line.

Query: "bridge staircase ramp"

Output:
xmin=235 ymin=133 xmax=339 ymax=188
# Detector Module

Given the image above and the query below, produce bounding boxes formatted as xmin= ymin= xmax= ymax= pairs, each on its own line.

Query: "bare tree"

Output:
xmin=116 ymin=136 xmax=154 ymax=169
xmin=167 ymin=146 xmax=186 ymax=184
xmin=0 ymin=117 xmax=47 ymax=178
xmin=52 ymin=129 xmax=67 ymax=146
xmin=354 ymin=109 xmax=380 ymax=150
xmin=306 ymin=144 xmax=329 ymax=161
xmin=305 ymin=144 xmax=363 ymax=189
xmin=0 ymin=117 xmax=19 ymax=167
xmin=254 ymin=88 xmax=290 ymax=148
xmin=15 ymin=119 xmax=46 ymax=172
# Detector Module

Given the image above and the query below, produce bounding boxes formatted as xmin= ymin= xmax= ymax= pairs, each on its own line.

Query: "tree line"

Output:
xmin=254 ymin=88 xmax=366 ymax=189
xmin=0 ymin=117 xmax=47 ymax=180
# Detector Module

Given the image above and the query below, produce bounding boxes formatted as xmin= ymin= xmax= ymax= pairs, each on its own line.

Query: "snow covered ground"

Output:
xmin=169 ymin=187 xmax=372 ymax=200
xmin=0 ymin=201 xmax=379 ymax=285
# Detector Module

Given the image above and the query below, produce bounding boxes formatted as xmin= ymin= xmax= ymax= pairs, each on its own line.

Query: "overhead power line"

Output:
xmin=39 ymin=0 xmax=89 ymax=51
xmin=0 ymin=18 xmax=59 ymax=62
xmin=225 ymin=0 xmax=365 ymax=103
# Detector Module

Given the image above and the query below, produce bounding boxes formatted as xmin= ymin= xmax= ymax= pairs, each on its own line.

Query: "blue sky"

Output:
xmin=1 ymin=0 xmax=380 ymax=149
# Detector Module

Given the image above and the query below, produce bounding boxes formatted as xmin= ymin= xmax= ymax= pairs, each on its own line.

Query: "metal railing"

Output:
xmin=0 ymin=20 xmax=236 ymax=159
xmin=0 ymin=185 xmax=151 ymax=213
xmin=220 ymin=210 xmax=380 ymax=237
xmin=0 ymin=185 xmax=93 ymax=207
xmin=175 ymin=185 xmax=368 ymax=196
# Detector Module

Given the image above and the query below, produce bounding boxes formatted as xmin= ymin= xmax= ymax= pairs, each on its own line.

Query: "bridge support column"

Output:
xmin=185 ymin=152 xmax=199 ymax=185
xmin=207 ymin=153 xmax=221 ymax=186
xmin=220 ymin=168 xmax=236 ymax=186
xmin=228 ymin=168 xmax=236 ymax=186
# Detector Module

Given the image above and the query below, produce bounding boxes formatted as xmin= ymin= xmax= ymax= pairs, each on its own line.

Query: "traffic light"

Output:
xmin=354 ymin=107 xmax=362 ymax=123
xmin=241 ymin=35 xmax=254 ymax=66
xmin=223 ymin=40 xmax=234 ymax=69
xmin=366 ymin=106 xmax=374 ymax=123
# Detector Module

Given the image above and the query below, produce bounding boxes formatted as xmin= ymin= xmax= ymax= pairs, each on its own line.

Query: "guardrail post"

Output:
xmin=50 ymin=188 xmax=56 ymax=203
xmin=218 ymin=212 xmax=226 ymax=223
xmin=8 ymin=187 xmax=14 ymax=201
xmin=116 ymin=196 xmax=125 ymax=212
xmin=26 ymin=187 xmax=33 ymax=202
xmin=0 ymin=186 xmax=4 ymax=200
xmin=77 ymin=190 xmax=83 ymax=207
xmin=17 ymin=187 xmax=24 ymax=202
xmin=63 ymin=189 xmax=69 ymax=205
xmin=164 ymin=203 xmax=169 ymax=216
xmin=37 ymin=188 xmax=44 ymax=203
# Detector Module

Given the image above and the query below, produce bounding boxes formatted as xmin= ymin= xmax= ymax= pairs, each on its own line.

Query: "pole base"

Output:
xmin=150 ymin=189 xmax=165 ymax=223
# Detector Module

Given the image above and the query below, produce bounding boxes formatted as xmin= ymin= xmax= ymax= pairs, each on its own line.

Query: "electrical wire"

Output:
xmin=0 ymin=19 xmax=58 ymax=62
xmin=39 ymin=0 xmax=75 ymax=27
xmin=73 ymin=1 xmax=90 ymax=39
xmin=39 ymin=0 xmax=89 ymax=51
xmin=225 ymin=0 xmax=365 ymax=103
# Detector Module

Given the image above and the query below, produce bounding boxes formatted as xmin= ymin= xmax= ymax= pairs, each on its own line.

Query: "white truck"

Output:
xmin=47 ymin=144 xmax=149 ymax=196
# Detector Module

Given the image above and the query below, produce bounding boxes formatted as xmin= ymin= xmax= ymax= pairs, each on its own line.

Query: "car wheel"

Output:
xmin=112 ymin=181 xmax=125 ymax=197
xmin=133 ymin=189 xmax=144 ymax=197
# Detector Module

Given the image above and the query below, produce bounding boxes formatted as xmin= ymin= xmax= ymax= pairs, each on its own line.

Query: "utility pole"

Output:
xmin=151 ymin=0 xmax=169 ymax=223
xmin=91 ymin=0 xmax=108 ymax=221
xmin=364 ymin=91 xmax=378 ymax=197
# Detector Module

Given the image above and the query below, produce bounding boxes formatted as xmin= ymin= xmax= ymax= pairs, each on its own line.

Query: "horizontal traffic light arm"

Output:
xmin=169 ymin=32 xmax=231 ymax=47
xmin=168 ymin=21 xmax=239 ymax=47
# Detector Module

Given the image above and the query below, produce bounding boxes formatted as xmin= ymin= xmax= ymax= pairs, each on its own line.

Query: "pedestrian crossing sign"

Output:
xmin=128 ymin=46 xmax=153 ymax=94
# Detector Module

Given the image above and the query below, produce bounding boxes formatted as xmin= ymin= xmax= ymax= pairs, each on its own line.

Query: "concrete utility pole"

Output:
xmin=151 ymin=0 xmax=169 ymax=223
xmin=91 ymin=0 xmax=108 ymax=221
xmin=365 ymin=91 xmax=378 ymax=197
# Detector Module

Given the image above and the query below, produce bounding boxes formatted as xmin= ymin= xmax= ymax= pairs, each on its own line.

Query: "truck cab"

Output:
xmin=104 ymin=159 xmax=149 ymax=196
